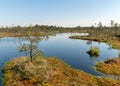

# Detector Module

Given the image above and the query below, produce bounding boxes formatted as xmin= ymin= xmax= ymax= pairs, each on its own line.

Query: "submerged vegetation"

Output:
xmin=2 ymin=56 xmax=120 ymax=86
xmin=87 ymin=47 xmax=100 ymax=57
xmin=95 ymin=58 xmax=120 ymax=76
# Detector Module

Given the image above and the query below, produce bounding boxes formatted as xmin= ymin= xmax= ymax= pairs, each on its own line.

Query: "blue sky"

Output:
xmin=0 ymin=0 xmax=120 ymax=27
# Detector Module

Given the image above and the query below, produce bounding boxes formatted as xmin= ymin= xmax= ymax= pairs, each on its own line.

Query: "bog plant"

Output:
xmin=118 ymin=51 xmax=120 ymax=58
xmin=87 ymin=47 xmax=100 ymax=57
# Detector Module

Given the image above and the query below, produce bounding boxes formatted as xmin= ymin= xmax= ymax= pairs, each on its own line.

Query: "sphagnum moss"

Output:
xmin=95 ymin=58 xmax=120 ymax=76
xmin=2 ymin=56 xmax=120 ymax=86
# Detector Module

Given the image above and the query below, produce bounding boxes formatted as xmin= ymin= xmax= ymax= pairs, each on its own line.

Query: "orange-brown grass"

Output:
xmin=2 ymin=56 xmax=120 ymax=86
xmin=95 ymin=58 xmax=120 ymax=76
xmin=108 ymin=40 xmax=120 ymax=49
xmin=69 ymin=35 xmax=120 ymax=49
xmin=69 ymin=36 xmax=106 ymax=42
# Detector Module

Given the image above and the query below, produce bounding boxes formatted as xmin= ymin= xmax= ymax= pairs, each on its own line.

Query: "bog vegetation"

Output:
xmin=1 ymin=20 xmax=120 ymax=85
xmin=2 ymin=56 xmax=120 ymax=86
xmin=95 ymin=58 xmax=120 ymax=76
xmin=87 ymin=47 xmax=100 ymax=57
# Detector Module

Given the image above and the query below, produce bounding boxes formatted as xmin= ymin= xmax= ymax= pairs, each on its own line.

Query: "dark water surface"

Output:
xmin=0 ymin=33 xmax=119 ymax=85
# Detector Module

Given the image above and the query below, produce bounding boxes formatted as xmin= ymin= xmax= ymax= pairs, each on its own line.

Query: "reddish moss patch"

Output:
xmin=2 ymin=56 xmax=120 ymax=86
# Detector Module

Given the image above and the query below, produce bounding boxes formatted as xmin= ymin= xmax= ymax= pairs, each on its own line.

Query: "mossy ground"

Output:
xmin=95 ymin=58 xmax=120 ymax=76
xmin=2 ymin=56 xmax=120 ymax=86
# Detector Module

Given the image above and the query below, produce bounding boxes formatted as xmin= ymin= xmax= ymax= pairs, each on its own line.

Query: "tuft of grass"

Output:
xmin=87 ymin=47 xmax=100 ymax=57
xmin=118 ymin=52 xmax=120 ymax=58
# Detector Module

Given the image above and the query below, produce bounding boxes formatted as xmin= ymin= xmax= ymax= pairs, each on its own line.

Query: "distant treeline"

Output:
xmin=0 ymin=24 xmax=92 ymax=33
xmin=0 ymin=21 xmax=120 ymax=36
